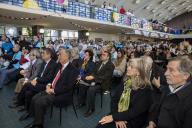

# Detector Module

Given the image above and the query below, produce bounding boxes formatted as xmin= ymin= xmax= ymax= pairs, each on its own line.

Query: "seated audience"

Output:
xmin=75 ymin=49 xmax=95 ymax=107
xmin=113 ymin=49 xmax=126 ymax=77
xmin=13 ymin=49 xmax=43 ymax=94
xmin=78 ymin=47 xmax=114 ymax=117
xmin=16 ymin=48 xmax=57 ymax=121
xmin=1 ymin=34 xmax=13 ymax=57
xmin=0 ymin=44 xmax=21 ymax=89
xmin=147 ymin=56 xmax=192 ymax=128
xmin=24 ymin=48 xmax=78 ymax=128
xmin=97 ymin=57 xmax=152 ymax=128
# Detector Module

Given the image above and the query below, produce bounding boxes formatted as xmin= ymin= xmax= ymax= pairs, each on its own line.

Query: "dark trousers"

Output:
xmin=96 ymin=122 xmax=129 ymax=128
xmin=17 ymin=83 xmax=39 ymax=110
xmin=29 ymin=92 xmax=55 ymax=125
xmin=8 ymin=68 xmax=23 ymax=82
xmin=78 ymin=84 xmax=101 ymax=110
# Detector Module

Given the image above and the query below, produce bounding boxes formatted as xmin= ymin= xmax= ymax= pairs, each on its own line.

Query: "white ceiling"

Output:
xmin=94 ymin=0 xmax=192 ymax=23
xmin=0 ymin=8 xmax=133 ymax=34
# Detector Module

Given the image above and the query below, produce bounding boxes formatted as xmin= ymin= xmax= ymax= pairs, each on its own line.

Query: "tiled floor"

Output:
xmin=0 ymin=83 xmax=111 ymax=128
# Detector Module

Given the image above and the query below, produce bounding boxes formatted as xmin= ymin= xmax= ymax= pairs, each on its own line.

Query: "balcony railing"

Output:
xmin=0 ymin=0 xmax=182 ymax=35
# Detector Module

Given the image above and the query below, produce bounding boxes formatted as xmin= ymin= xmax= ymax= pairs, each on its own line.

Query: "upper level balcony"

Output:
xmin=0 ymin=0 xmax=181 ymax=39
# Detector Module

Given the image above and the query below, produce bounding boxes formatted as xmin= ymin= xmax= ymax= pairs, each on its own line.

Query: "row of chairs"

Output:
xmin=50 ymin=85 xmax=104 ymax=125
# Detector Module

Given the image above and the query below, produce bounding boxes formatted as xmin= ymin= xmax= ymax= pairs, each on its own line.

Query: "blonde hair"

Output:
xmin=127 ymin=57 xmax=151 ymax=90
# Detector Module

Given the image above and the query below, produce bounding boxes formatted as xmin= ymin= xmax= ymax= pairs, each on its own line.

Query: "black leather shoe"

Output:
xmin=76 ymin=103 xmax=86 ymax=109
xmin=24 ymin=124 xmax=43 ymax=128
xmin=84 ymin=109 xmax=95 ymax=117
xmin=12 ymin=95 xmax=18 ymax=101
xmin=19 ymin=113 xmax=31 ymax=121
xmin=24 ymin=122 xmax=33 ymax=128
xmin=18 ymin=106 xmax=26 ymax=112
xmin=8 ymin=103 xmax=20 ymax=109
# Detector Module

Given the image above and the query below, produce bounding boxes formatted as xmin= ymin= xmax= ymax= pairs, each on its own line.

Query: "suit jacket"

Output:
xmin=53 ymin=62 xmax=79 ymax=106
xmin=149 ymin=81 xmax=192 ymax=128
xmin=91 ymin=60 xmax=114 ymax=90
xmin=111 ymin=83 xmax=152 ymax=128
xmin=26 ymin=58 xmax=43 ymax=81
xmin=34 ymin=59 xmax=57 ymax=91
xmin=72 ymin=58 xmax=95 ymax=80
xmin=37 ymin=59 xmax=57 ymax=84
xmin=150 ymin=63 xmax=168 ymax=102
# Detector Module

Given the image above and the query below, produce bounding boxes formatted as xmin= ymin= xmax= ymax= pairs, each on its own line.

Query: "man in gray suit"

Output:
xmin=14 ymin=49 xmax=43 ymax=93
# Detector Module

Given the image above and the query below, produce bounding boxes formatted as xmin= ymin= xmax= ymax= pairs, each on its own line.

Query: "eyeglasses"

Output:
xmin=29 ymin=54 xmax=35 ymax=57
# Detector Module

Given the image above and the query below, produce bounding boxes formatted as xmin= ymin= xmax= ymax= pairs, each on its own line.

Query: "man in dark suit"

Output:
xmin=147 ymin=56 xmax=192 ymax=128
xmin=78 ymin=48 xmax=114 ymax=117
xmin=16 ymin=48 xmax=57 ymax=120
xmin=24 ymin=48 xmax=78 ymax=128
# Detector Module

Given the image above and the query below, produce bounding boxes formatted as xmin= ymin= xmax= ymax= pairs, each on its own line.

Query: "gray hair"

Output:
xmin=142 ymin=55 xmax=153 ymax=70
xmin=169 ymin=56 xmax=192 ymax=79
xmin=71 ymin=47 xmax=79 ymax=60
xmin=30 ymin=48 xmax=41 ymax=58
xmin=59 ymin=47 xmax=72 ymax=60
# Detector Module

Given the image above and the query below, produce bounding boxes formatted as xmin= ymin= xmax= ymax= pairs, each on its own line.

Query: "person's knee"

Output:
xmin=25 ymin=91 xmax=33 ymax=98
xmin=96 ymin=123 xmax=105 ymax=128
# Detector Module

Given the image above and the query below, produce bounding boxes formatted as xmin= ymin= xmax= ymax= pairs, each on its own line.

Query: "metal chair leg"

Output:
xmin=72 ymin=102 xmax=78 ymax=119
xmin=59 ymin=107 xmax=62 ymax=126
xmin=100 ymin=93 xmax=103 ymax=108
xmin=50 ymin=105 xmax=53 ymax=119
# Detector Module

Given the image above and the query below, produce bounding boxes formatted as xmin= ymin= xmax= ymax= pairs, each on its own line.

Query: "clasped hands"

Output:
xmin=45 ymin=84 xmax=54 ymax=95
xmin=85 ymin=75 xmax=94 ymax=81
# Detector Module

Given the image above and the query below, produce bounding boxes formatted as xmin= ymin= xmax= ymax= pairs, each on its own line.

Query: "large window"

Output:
xmin=44 ymin=29 xmax=59 ymax=44
xmin=61 ymin=30 xmax=78 ymax=40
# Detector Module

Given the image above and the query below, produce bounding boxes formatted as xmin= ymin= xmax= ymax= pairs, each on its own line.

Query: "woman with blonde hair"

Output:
xmin=97 ymin=57 xmax=152 ymax=128
xmin=113 ymin=49 xmax=127 ymax=77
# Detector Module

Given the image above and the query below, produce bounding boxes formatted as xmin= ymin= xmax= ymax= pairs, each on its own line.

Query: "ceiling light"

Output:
xmin=144 ymin=5 xmax=150 ymax=9
xmin=8 ymin=28 xmax=14 ymax=36
xmin=85 ymin=32 xmax=89 ymax=36
xmin=39 ymin=28 xmax=44 ymax=34
xmin=157 ymin=13 xmax=162 ymax=17
xmin=181 ymin=2 xmax=186 ymax=6
xmin=151 ymin=9 xmax=156 ymax=13
xmin=160 ymin=0 xmax=166 ymax=5
xmin=170 ymin=9 xmax=175 ymax=13
xmin=135 ymin=0 xmax=140 ymax=4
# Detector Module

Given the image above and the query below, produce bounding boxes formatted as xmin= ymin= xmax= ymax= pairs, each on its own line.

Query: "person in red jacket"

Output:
xmin=120 ymin=6 xmax=126 ymax=14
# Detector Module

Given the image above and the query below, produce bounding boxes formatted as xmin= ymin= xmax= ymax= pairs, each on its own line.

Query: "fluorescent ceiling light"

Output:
xmin=151 ymin=9 xmax=156 ymax=13
xmin=160 ymin=0 xmax=166 ymax=4
xmin=135 ymin=0 xmax=140 ymax=4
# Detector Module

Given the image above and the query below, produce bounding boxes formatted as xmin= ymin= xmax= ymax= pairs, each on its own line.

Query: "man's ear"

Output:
xmin=184 ymin=73 xmax=191 ymax=81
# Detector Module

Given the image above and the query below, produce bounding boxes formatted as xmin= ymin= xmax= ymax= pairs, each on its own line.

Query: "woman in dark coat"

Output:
xmin=97 ymin=57 xmax=152 ymax=128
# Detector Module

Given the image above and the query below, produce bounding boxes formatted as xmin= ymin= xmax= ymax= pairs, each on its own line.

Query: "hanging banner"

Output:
xmin=112 ymin=12 xmax=120 ymax=22
xmin=57 ymin=0 xmax=68 ymax=6
xmin=23 ymin=0 xmax=40 ymax=9
xmin=142 ymin=31 xmax=150 ymax=37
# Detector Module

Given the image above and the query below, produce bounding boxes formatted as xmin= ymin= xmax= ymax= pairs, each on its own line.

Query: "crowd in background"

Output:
xmin=0 ymin=34 xmax=192 ymax=128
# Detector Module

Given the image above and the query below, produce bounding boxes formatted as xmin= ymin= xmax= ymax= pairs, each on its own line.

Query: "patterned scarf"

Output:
xmin=118 ymin=79 xmax=132 ymax=112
